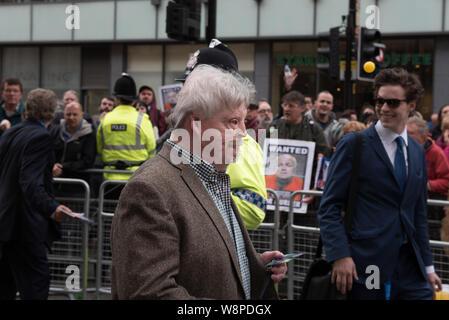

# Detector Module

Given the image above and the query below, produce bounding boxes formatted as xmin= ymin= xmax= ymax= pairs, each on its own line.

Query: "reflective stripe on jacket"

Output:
xmin=227 ymin=135 xmax=267 ymax=230
xmin=97 ymin=105 xmax=156 ymax=180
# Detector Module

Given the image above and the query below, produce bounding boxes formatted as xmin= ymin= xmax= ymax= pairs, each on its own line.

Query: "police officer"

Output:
xmin=227 ymin=134 xmax=267 ymax=229
xmin=97 ymin=73 xmax=156 ymax=185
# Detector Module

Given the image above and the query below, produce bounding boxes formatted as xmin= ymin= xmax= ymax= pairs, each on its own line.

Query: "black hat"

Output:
xmin=176 ymin=39 xmax=239 ymax=82
xmin=138 ymin=85 xmax=154 ymax=94
xmin=113 ymin=73 xmax=137 ymax=101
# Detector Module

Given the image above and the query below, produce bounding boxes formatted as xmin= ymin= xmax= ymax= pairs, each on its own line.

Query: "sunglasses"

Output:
xmin=375 ymin=98 xmax=408 ymax=108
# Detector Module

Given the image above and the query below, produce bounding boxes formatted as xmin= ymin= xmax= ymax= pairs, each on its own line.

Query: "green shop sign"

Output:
xmin=277 ymin=53 xmax=432 ymax=68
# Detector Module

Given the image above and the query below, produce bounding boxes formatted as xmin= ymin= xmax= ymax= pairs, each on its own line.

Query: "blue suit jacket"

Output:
xmin=318 ymin=123 xmax=433 ymax=283
xmin=0 ymin=119 xmax=60 ymax=246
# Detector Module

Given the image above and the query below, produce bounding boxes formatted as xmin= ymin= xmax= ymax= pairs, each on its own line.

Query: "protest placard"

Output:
xmin=263 ymin=138 xmax=315 ymax=213
xmin=159 ymin=83 xmax=183 ymax=112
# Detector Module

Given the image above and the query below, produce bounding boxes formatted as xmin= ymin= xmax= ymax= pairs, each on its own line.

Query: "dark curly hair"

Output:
xmin=373 ymin=68 xmax=424 ymax=103
xmin=25 ymin=88 xmax=58 ymax=122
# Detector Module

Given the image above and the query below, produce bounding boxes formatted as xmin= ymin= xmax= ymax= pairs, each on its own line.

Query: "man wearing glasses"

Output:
xmin=0 ymin=78 xmax=24 ymax=135
xmin=318 ymin=68 xmax=442 ymax=300
xmin=257 ymin=99 xmax=273 ymax=130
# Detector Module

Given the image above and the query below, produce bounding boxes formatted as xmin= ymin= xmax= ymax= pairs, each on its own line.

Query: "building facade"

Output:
xmin=0 ymin=0 xmax=448 ymax=119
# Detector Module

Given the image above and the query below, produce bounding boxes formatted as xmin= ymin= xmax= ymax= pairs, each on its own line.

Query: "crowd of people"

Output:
xmin=0 ymin=38 xmax=448 ymax=300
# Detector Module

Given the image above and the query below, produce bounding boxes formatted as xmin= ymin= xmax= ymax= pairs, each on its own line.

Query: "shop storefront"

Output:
xmin=0 ymin=38 xmax=439 ymax=120
xmin=126 ymin=42 xmax=256 ymax=101
xmin=272 ymin=38 xmax=435 ymax=119
xmin=0 ymin=42 xmax=257 ymax=117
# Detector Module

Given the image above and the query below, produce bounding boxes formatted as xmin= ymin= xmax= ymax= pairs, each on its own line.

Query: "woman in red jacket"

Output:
xmin=407 ymin=117 xmax=449 ymax=243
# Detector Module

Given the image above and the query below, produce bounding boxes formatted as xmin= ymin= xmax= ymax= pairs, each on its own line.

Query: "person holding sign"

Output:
xmin=267 ymin=90 xmax=330 ymax=160
xmin=267 ymin=90 xmax=330 ymax=207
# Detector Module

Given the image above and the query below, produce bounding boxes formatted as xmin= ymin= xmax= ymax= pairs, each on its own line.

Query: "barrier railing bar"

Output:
xmin=427 ymin=199 xmax=449 ymax=207
xmin=96 ymin=180 xmax=127 ymax=298
xmin=267 ymin=189 xmax=280 ymax=251
xmin=429 ymin=239 xmax=449 ymax=248
xmin=52 ymin=177 xmax=90 ymax=299
xmin=286 ymin=189 xmax=309 ymax=300
xmin=84 ymin=168 xmax=136 ymax=174
xmin=289 ymin=189 xmax=449 ymax=210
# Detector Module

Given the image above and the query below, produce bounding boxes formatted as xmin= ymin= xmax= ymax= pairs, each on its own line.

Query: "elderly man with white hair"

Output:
xmin=111 ymin=65 xmax=287 ymax=300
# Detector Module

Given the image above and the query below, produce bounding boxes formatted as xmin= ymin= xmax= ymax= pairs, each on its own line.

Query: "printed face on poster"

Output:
xmin=263 ymin=138 xmax=315 ymax=213
xmin=159 ymin=83 xmax=183 ymax=112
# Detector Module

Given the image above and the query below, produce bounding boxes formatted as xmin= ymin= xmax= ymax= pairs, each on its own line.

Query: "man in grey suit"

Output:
xmin=111 ymin=64 xmax=286 ymax=299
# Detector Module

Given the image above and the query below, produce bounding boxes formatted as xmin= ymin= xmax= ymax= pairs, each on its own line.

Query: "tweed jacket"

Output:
xmin=111 ymin=142 xmax=277 ymax=300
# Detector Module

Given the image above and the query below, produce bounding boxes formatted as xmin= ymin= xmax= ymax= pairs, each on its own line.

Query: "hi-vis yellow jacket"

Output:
xmin=96 ymin=105 xmax=156 ymax=180
xmin=227 ymin=135 xmax=267 ymax=230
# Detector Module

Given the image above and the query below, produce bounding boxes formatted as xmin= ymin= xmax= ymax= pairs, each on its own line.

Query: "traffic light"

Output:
xmin=316 ymin=26 xmax=340 ymax=79
xmin=166 ymin=0 xmax=201 ymax=42
xmin=357 ymin=27 xmax=385 ymax=81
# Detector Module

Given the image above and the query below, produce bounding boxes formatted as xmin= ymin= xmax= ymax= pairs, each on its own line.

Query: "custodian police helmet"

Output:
xmin=113 ymin=73 xmax=137 ymax=101
xmin=176 ymin=39 xmax=239 ymax=82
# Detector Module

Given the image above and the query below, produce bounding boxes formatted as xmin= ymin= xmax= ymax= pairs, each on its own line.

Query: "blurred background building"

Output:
xmin=0 ymin=0 xmax=447 ymax=119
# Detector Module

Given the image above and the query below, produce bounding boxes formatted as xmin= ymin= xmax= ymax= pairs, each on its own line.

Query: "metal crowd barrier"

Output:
xmin=427 ymin=198 xmax=449 ymax=284
xmin=285 ymin=190 xmax=321 ymax=300
xmin=49 ymin=178 xmax=90 ymax=300
xmin=247 ymin=189 xmax=280 ymax=253
xmin=285 ymin=189 xmax=449 ymax=300
xmin=49 ymin=171 xmax=449 ymax=300
xmin=85 ymin=168 xmax=136 ymax=175
xmin=96 ymin=180 xmax=127 ymax=297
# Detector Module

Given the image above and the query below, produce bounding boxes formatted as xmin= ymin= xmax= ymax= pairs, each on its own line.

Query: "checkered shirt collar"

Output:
xmin=167 ymin=140 xmax=224 ymax=183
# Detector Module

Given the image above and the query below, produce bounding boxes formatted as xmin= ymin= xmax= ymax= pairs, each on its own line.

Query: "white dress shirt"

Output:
xmin=375 ymin=120 xmax=408 ymax=173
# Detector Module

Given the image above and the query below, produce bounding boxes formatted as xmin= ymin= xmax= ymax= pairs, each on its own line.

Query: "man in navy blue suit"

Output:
xmin=318 ymin=68 xmax=442 ymax=300
xmin=0 ymin=88 xmax=72 ymax=300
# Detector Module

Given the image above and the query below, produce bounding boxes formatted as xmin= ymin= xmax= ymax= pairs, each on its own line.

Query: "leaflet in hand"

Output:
xmin=265 ymin=252 xmax=303 ymax=268
xmin=60 ymin=208 xmax=95 ymax=225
